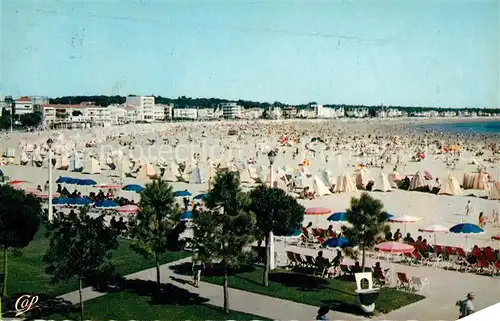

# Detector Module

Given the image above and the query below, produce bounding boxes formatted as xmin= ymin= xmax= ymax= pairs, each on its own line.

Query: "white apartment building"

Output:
xmin=41 ymin=104 xmax=111 ymax=128
xmin=241 ymin=108 xmax=264 ymax=119
xmin=125 ymin=96 xmax=155 ymax=122
xmin=376 ymin=108 xmax=405 ymax=118
xmin=84 ymin=106 xmax=112 ymax=126
xmin=222 ymin=102 xmax=242 ymax=119
xmin=173 ymin=108 xmax=198 ymax=119
xmin=316 ymin=106 xmax=345 ymax=118
xmin=268 ymin=106 xmax=283 ymax=119
xmin=345 ymin=108 xmax=369 ymax=118
xmin=197 ymin=108 xmax=216 ymax=119
xmin=154 ymin=104 xmax=173 ymax=121
xmin=297 ymin=109 xmax=316 ymax=118
xmin=14 ymin=97 xmax=34 ymax=115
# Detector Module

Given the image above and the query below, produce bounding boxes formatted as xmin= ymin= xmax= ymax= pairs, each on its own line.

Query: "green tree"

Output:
xmin=342 ymin=193 xmax=389 ymax=268
xmin=128 ymin=178 xmax=179 ymax=285
xmin=44 ymin=208 xmax=118 ymax=321
xmin=192 ymin=172 xmax=255 ymax=313
xmin=19 ymin=111 xmax=43 ymax=127
xmin=249 ymin=185 xmax=304 ymax=287
xmin=0 ymin=185 xmax=41 ymax=317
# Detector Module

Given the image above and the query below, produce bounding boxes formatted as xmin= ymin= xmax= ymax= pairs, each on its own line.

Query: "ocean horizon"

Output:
xmin=415 ymin=120 xmax=500 ymax=134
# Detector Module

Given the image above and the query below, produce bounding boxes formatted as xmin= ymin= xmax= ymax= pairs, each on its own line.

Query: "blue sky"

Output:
xmin=1 ymin=0 xmax=499 ymax=107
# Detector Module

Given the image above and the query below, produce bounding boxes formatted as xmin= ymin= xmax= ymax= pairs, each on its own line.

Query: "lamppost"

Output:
xmin=267 ymin=149 xmax=277 ymax=270
xmin=47 ymin=138 xmax=54 ymax=222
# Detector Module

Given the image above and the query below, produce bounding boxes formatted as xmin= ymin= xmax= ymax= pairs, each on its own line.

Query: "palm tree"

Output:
xmin=342 ymin=193 xmax=389 ymax=268
xmin=129 ymin=178 xmax=179 ymax=285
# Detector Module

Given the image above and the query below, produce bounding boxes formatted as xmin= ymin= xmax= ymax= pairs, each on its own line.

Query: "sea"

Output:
xmin=415 ymin=120 xmax=500 ymax=134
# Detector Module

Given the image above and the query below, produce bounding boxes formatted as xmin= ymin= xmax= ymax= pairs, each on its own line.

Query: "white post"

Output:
xmin=269 ymin=163 xmax=275 ymax=270
xmin=48 ymin=149 xmax=53 ymax=222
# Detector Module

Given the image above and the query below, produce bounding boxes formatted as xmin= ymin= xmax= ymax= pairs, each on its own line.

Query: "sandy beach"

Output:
xmin=1 ymin=117 xmax=499 ymax=250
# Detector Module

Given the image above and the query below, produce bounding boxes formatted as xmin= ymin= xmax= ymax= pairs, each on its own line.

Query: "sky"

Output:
xmin=1 ymin=0 xmax=499 ymax=108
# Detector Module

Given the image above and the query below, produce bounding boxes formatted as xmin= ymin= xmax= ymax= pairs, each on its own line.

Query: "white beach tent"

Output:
xmin=189 ymin=165 xmax=206 ymax=184
xmin=355 ymin=169 xmax=371 ymax=190
xmin=409 ymin=171 xmax=427 ymax=190
xmin=488 ymin=181 xmax=500 ymax=200
xmin=334 ymin=172 xmax=358 ymax=193
xmin=372 ymin=172 xmax=392 ymax=192
xmin=238 ymin=168 xmax=253 ymax=183
xmin=313 ymin=176 xmax=332 ymax=196
xmin=438 ymin=175 xmax=462 ymax=196
xmin=161 ymin=164 xmax=178 ymax=182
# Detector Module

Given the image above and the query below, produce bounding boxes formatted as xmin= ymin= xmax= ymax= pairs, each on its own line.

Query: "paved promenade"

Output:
xmin=55 ymin=255 xmax=500 ymax=320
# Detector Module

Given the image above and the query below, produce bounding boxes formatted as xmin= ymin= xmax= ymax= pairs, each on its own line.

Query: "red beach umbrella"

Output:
xmin=8 ymin=180 xmax=29 ymax=185
xmin=375 ymin=241 xmax=414 ymax=253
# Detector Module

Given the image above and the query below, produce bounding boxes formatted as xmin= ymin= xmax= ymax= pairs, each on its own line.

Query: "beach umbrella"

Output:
xmin=193 ymin=193 xmax=208 ymax=200
xmin=305 ymin=207 xmax=332 ymax=215
xmin=449 ymin=223 xmax=484 ymax=246
xmin=385 ymin=213 xmax=394 ymax=220
xmin=52 ymin=197 xmax=72 ymax=206
xmin=94 ymin=199 xmax=119 ymax=208
xmin=327 ymin=212 xmax=347 ymax=222
xmin=322 ymin=237 xmax=350 ymax=248
xmin=418 ymin=224 xmax=449 ymax=245
xmin=122 ymin=184 xmax=144 ymax=192
xmin=116 ymin=204 xmax=139 ymax=214
xmin=8 ymin=180 xmax=29 ymax=185
xmin=77 ymin=179 xmax=97 ymax=186
xmin=388 ymin=215 xmax=421 ymax=235
xmin=36 ymin=192 xmax=61 ymax=199
xmin=23 ymin=188 xmax=41 ymax=196
xmin=180 ymin=210 xmax=193 ymax=220
xmin=56 ymin=176 xmax=73 ymax=184
xmin=375 ymin=241 xmax=414 ymax=253
xmin=72 ymin=197 xmax=93 ymax=206
xmin=174 ymin=190 xmax=192 ymax=197
xmin=67 ymin=178 xmax=81 ymax=185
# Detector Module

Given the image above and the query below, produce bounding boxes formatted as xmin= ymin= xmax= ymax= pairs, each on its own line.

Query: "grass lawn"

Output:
xmin=0 ymin=226 xmax=191 ymax=298
xmin=170 ymin=263 xmax=425 ymax=315
xmin=25 ymin=280 xmax=270 ymax=321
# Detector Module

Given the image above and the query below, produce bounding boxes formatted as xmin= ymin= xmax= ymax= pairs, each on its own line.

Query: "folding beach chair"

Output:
xmin=410 ymin=276 xmax=430 ymax=293
xmin=396 ymin=272 xmax=412 ymax=291
xmin=286 ymin=251 xmax=298 ymax=269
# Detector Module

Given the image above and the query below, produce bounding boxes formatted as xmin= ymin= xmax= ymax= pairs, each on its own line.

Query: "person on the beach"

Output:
xmin=478 ymin=212 xmax=487 ymax=228
xmin=465 ymin=201 xmax=471 ymax=216
xmin=192 ymin=258 xmax=203 ymax=288
xmin=457 ymin=293 xmax=475 ymax=319
xmin=492 ymin=209 xmax=499 ymax=226
xmin=316 ymin=306 xmax=329 ymax=320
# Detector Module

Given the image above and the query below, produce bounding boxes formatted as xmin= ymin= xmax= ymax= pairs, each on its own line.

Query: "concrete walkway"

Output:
xmin=56 ymin=254 xmax=500 ymax=320
xmin=58 ymin=257 xmax=363 ymax=321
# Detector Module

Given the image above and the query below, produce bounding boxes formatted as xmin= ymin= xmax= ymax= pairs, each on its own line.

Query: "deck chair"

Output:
xmin=410 ymin=276 xmax=429 ymax=293
xmin=294 ymin=253 xmax=308 ymax=267
xmin=396 ymin=272 xmax=412 ymax=291
xmin=305 ymin=255 xmax=317 ymax=268
xmin=473 ymin=258 xmax=491 ymax=274
xmin=412 ymin=251 xmax=431 ymax=266
xmin=313 ymin=259 xmax=330 ymax=277
xmin=339 ymin=264 xmax=352 ymax=276
xmin=286 ymin=251 xmax=298 ymax=269
xmin=454 ymin=248 xmax=473 ymax=273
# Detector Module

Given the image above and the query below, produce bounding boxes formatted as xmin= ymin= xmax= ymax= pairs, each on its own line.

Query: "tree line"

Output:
xmin=46 ymin=95 xmax=500 ymax=114
xmin=0 ymin=170 xmax=392 ymax=319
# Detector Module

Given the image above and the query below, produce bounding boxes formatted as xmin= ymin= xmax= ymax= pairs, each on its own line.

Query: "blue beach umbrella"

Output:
xmin=180 ymin=210 xmax=193 ymax=220
xmin=385 ymin=213 xmax=394 ymax=220
xmin=323 ymin=237 xmax=351 ymax=248
xmin=67 ymin=178 xmax=81 ymax=185
xmin=77 ymin=179 xmax=97 ymax=186
xmin=449 ymin=223 xmax=484 ymax=246
xmin=122 ymin=184 xmax=144 ymax=192
xmin=52 ymin=197 xmax=72 ymax=205
xmin=327 ymin=212 xmax=347 ymax=222
xmin=56 ymin=176 xmax=73 ymax=184
xmin=72 ymin=197 xmax=93 ymax=206
xmin=174 ymin=190 xmax=192 ymax=197
xmin=94 ymin=200 xmax=119 ymax=208
xmin=193 ymin=193 xmax=208 ymax=200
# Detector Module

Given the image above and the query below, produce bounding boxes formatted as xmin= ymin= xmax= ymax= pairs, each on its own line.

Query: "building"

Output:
xmin=221 ymin=102 xmax=242 ymax=119
xmin=282 ymin=107 xmax=298 ymax=119
xmin=173 ymin=108 xmax=198 ymax=120
xmin=197 ymin=108 xmax=216 ymax=119
xmin=268 ymin=106 xmax=283 ymax=119
xmin=316 ymin=106 xmax=344 ymax=118
xmin=345 ymin=108 xmax=369 ymax=118
xmin=125 ymin=96 xmax=155 ymax=122
xmin=41 ymin=103 xmax=112 ymax=129
xmin=14 ymin=96 xmax=34 ymax=115
xmin=376 ymin=108 xmax=405 ymax=118
xmin=153 ymin=104 xmax=173 ymax=121
xmin=297 ymin=109 xmax=316 ymax=118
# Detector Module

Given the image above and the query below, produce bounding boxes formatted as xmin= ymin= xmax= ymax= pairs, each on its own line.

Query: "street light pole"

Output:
xmin=47 ymin=138 xmax=54 ymax=222
xmin=267 ymin=150 xmax=277 ymax=270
